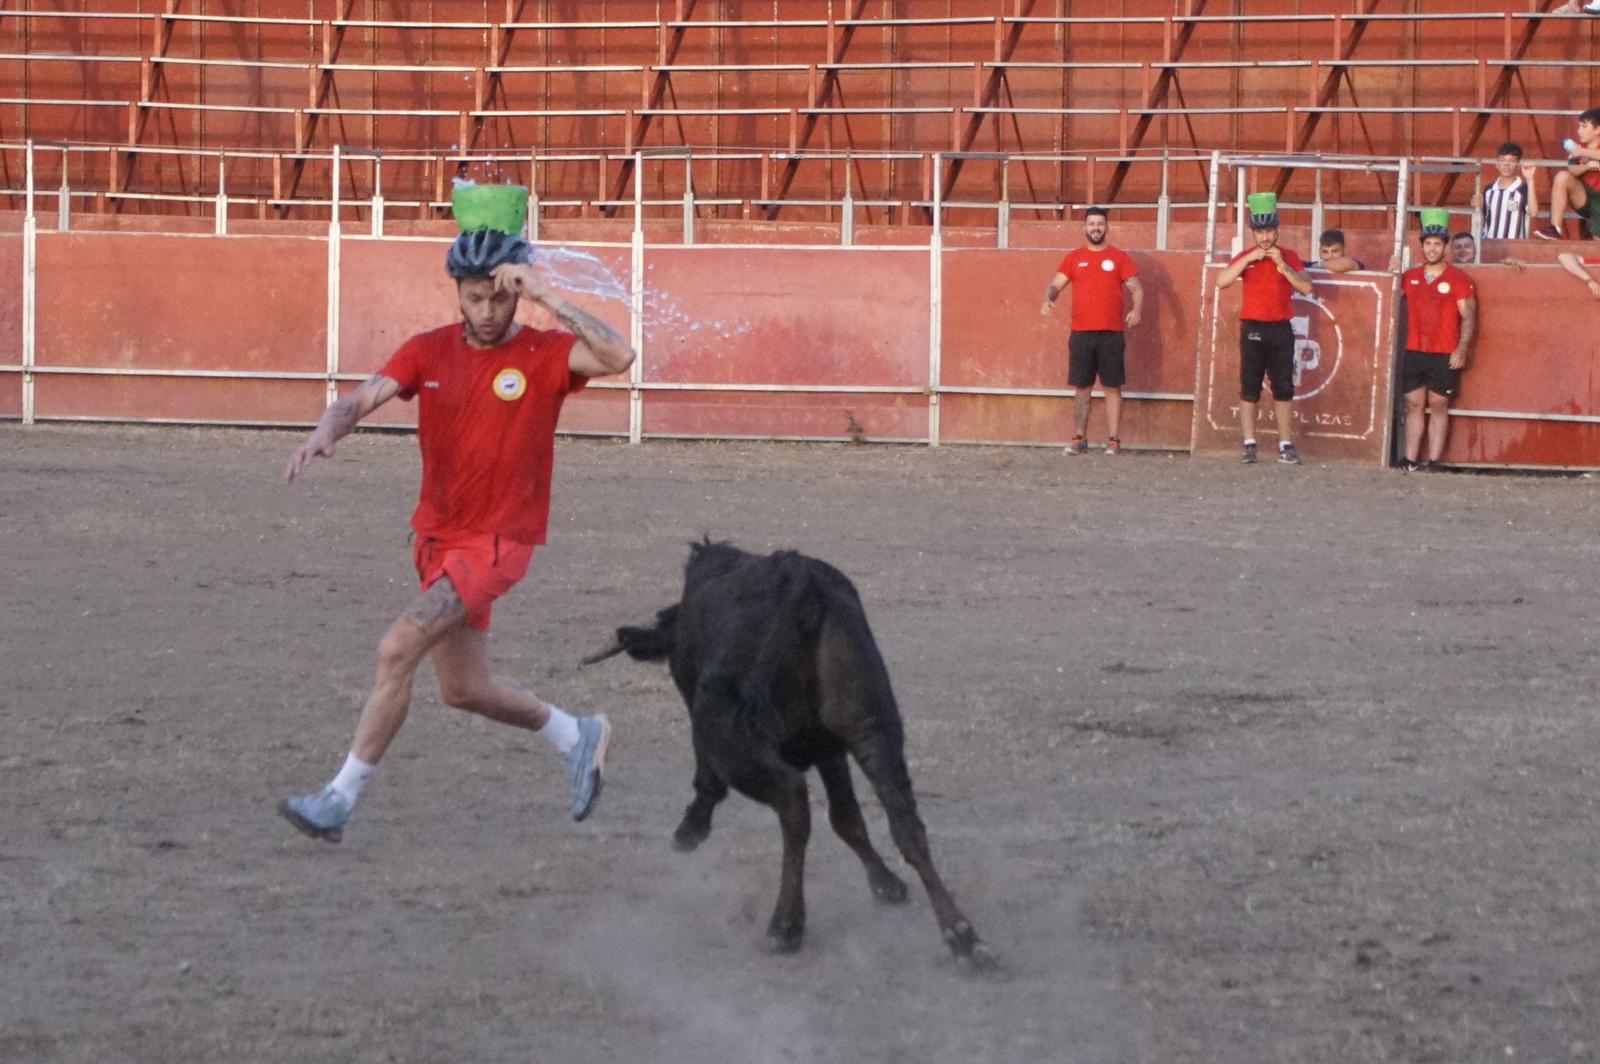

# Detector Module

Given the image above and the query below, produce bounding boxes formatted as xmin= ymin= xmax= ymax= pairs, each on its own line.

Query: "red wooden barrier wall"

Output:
xmin=8 ymin=227 xmax=1600 ymax=471
xmin=1192 ymin=267 xmax=1397 ymax=465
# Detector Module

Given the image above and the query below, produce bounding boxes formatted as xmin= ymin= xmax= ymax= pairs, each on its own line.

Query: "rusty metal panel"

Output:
xmin=1193 ymin=266 xmax=1396 ymax=466
xmin=33 ymin=374 xmax=326 ymax=424
xmin=642 ymin=390 xmax=927 ymax=443
xmin=641 ymin=246 xmax=929 ymax=387
xmin=1443 ymin=267 xmax=1600 ymax=468
xmin=939 ymin=248 xmax=1200 ymax=450
xmin=34 ymin=232 xmax=327 ymax=374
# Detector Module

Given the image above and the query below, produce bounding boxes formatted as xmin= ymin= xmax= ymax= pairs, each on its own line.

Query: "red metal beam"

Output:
xmin=1102 ymin=0 xmax=1210 ymax=205
xmin=1437 ymin=0 xmax=1563 ymax=204
xmin=458 ymin=0 xmax=532 ymax=164
xmin=279 ymin=0 xmax=359 ymax=216
xmin=603 ymin=0 xmax=699 ymax=215
xmin=1271 ymin=0 xmax=1382 ymax=196
xmin=115 ymin=0 xmax=183 ymax=208
xmin=939 ymin=0 xmax=1040 ymax=203
xmin=762 ymin=0 xmax=870 ymax=220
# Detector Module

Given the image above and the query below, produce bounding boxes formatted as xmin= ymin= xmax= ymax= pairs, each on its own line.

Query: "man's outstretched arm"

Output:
xmin=286 ymin=374 xmax=402 ymax=481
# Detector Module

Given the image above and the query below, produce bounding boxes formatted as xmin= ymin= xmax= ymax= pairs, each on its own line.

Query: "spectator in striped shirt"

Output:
xmin=1471 ymin=142 xmax=1538 ymax=241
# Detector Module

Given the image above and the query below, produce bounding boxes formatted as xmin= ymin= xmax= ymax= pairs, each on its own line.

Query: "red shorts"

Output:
xmin=412 ymin=532 xmax=534 ymax=631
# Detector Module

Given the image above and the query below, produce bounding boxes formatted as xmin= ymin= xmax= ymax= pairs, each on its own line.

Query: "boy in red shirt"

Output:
xmin=1536 ymin=108 xmax=1600 ymax=241
xmin=278 ymin=187 xmax=637 ymax=841
xmin=1396 ymin=208 xmax=1477 ymax=472
xmin=1215 ymin=192 xmax=1314 ymax=465
xmin=1040 ymin=206 xmax=1144 ymax=455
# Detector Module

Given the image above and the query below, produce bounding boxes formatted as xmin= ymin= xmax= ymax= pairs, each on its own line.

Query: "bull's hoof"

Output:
xmin=672 ymin=820 xmax=710 ymax=852
xmin=943 ymin=922 xmax=998 ymax=970
xmin=766 ymin=920 xmax=805 ymax=954
xmin=869 ymin=872 xmax=910 ymax=905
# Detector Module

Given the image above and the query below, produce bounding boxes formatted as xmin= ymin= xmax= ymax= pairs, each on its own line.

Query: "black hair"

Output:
xmin=1496 ymin=141 xmax=1523 ymax=159
xmin=1450 ymin=232 xmax=1474 ymax=243
xmin=1318 ymin=228 xmax=1346 ymax=246
xmin=1083 ymin=206 xmax=1109 ymax=221
xmin=1580 ymin=108 xmax=1600 ymax=127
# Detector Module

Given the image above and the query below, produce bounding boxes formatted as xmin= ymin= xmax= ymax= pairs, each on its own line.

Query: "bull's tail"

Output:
xmin=581 ymin=604 xmax=681 ymax=666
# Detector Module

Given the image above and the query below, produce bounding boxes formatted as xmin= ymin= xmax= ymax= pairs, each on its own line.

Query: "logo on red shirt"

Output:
xmin=493 ymin=368 xmax=527 ymax=401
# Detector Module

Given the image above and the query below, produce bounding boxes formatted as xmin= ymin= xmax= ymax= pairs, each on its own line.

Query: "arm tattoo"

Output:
xmin=550 ymin=300 xmax=625 ymax=350
xmin=1457 ymin=297 xmax=1477 ymax=354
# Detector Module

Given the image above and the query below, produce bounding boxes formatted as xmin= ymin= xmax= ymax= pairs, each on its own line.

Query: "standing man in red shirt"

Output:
xmin=1215 ymin=192 xmax=1314 ymax=465
xmin=1396 ymin=208 xmax=1478 ymax=472
xmin=1040 ymin=206 xmax=1143 ymax=455
xmin=278 ymin=187 xmax=637 ymax=842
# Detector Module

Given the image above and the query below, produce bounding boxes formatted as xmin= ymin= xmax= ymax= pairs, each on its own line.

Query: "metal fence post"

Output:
xmin=929 ymin=152 xmax=944 ymax=448
xmin=22 ymin=139 xmax=36 ymax=425
xmin=630 ymin=151 xmax=645 ymax=444
xmin=325 ymin=144 xmax=342 ymax=409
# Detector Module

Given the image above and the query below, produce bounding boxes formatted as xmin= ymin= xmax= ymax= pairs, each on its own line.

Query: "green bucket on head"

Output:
xmin=451 ymin=183 xmax=529 ymax=236
xmin=1247 ymin=191 xmax=1279 ymax=229
xmin=1419 ymin=207 xmax=1450 ymax=238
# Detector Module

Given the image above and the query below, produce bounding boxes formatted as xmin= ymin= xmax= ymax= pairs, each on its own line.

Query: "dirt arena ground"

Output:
xmin=4 ymin=424 xmax=1599 ymax=1064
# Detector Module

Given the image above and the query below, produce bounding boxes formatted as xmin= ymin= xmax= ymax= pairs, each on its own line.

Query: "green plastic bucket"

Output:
xmin=451 ymin=183 xmax=529 ymax=235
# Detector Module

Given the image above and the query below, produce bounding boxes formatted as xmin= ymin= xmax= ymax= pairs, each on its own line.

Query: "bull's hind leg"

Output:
xmin=815 ymin=755 xmax=909 ymax=904
xmin=854 ymin=739 xmax=995 ymax=968
xmin=728 ymin=756 xmax=812 ymax=953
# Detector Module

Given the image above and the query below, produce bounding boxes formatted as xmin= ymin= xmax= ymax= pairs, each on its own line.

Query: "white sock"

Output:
xmin=1243 ymin=438 xmax=1257 ymax=446
xmin=1279 ymin=440 xmax=1293 ymax=450
xmin=328 ymin=752 xmax=375 ymax=804
xmin=541 ymin=706 xmax=581 ymax=756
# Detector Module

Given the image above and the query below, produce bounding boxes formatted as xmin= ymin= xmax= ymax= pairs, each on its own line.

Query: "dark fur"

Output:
xmin=600 ymin=540 xmax=992 ymax=965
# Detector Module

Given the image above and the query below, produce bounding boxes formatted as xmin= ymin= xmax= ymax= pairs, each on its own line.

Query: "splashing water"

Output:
xmin=528 ymin=245 xmax=753 ymax=341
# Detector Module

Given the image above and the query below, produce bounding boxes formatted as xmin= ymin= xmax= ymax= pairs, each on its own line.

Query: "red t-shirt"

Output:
xmin=1056 ymin=246 xmax=1138 ymax=332
xmin=1229 ymin=246 xmax=1306 ymax=323
xmin=379 ymin=324 xmax=586 ymax=544
xmin=1402 ymin=265 xmax=1476 ymax=354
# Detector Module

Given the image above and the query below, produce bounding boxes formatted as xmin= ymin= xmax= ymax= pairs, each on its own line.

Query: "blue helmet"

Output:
xmin=445 ymin=229 xmax=531 ymax=280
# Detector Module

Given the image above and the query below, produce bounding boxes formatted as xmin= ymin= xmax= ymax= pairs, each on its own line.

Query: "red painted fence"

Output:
xmin=3 ymin=227 xmax=1599 ymax=470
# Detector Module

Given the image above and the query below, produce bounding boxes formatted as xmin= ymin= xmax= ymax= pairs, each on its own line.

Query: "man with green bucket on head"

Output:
xmin=1216 ymin=192 xmax=1315 ymax=465
xmin=1394 ymin=207 xmax=1477 ymax=473
xmin=277 ymin=182 xmax=637 ymax=842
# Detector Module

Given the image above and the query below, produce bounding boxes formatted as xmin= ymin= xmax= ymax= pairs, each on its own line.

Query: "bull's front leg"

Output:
xmin=673 ymin=758 xmax=728 ymax=852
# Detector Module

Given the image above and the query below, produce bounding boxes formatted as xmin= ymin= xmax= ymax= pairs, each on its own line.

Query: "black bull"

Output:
xmin=585 ymin=541 xmax=992 ymax=966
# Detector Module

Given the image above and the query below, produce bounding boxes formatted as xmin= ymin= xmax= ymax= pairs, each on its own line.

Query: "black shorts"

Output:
xmin=1067 ymin=331 xmax=1127 ymax=389
xmin=1401 ymin=350 xmax=1461 ymax=398
xmin=1239 ymin=319 xmax=1296 ymax=402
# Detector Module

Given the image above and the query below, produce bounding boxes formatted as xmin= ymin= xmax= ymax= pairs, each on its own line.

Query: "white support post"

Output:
xmin=325 ymin=144 xmax=343 ymax=410
xmin=1233 ymin=163 xmax=1247 ymax=256
xmin=22 ymin=140 xmax=36 ymax=425
xmin=1310 ymin=167 xmax=1324 ymax=253
xmin=1392 ymin=157 xmax=1410 ymax=272
xmin=371 ymin=155 xmax=385 ymax=237
xmin=928 ymin=152 xmax=944 ymax=447
xmin=1202 ymin=150 xmax=1222 ymax=262
xmin=997 ymin=158 xmax=1009 ymax=250
xmin=214 ymin=154 xmax=228 ymax=235
xmin=526 ymin=156 xmax=539 ymax=243
xmin=56 ymin=153 xmax=70 ymax=232
xmin=629 ymin=152 xmax=645 ymax=444
xmin=1156 ymin=152 xmax=1171 ymax=251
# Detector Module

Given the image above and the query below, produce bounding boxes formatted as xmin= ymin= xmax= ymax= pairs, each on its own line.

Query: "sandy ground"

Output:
xmin=3 ymin=424 xmax=1599 ymax=1064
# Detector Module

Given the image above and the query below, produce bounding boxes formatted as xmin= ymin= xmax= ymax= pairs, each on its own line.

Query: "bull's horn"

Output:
xmin=579 ymin=642 xmax=626 ymax=667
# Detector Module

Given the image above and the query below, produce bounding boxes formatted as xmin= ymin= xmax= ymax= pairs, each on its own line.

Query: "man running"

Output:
xmin=278 ymin=191 xmax=637 ymax=842
xmin=1040 ymin=206 xmax=1143 ymax=456
xmin=1215 ymin=192 xmax=1314 ymax=465
xmin=1536 ymin=108 xmax=1600 ymax=240
xmin=1396 ymin=208 xmax=1477 ymax=472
